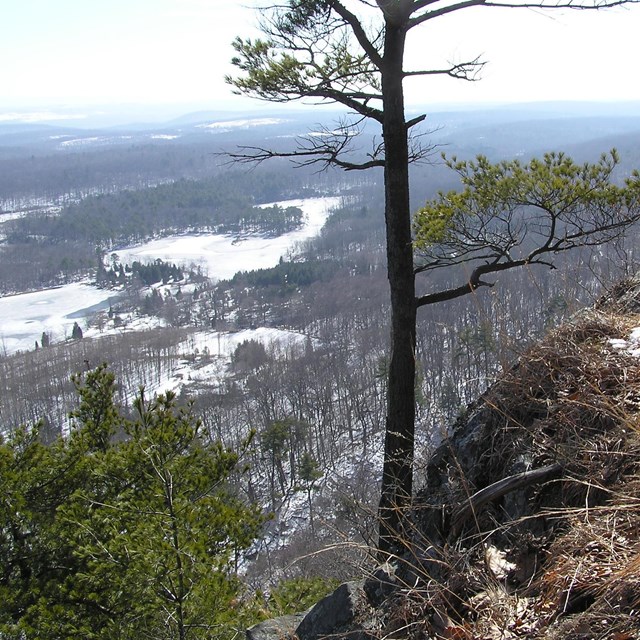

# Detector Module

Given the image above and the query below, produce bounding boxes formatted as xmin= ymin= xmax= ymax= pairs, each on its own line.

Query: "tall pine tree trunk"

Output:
xmin=377 ymin=17 xmax=417 ymax=555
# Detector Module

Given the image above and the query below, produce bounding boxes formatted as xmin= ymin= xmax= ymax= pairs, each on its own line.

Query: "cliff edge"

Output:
xmin=249 ymin=275 xmax=640 ymax=639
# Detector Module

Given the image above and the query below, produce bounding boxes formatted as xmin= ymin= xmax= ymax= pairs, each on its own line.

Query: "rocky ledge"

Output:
xmin=249 ymin=275 xmax=640 ymax=640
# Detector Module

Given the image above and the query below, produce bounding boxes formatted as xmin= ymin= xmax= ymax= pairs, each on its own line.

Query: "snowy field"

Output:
xmin=111 ymin=196 xmax=342 ymax=279
xmin=143 ymin=326 xmax=309 ymax=399
xmin=0 ymin=196 xmax=342 ymax=355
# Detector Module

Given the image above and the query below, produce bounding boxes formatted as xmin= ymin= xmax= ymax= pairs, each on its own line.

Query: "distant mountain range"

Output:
xmin=1 ymin=101 xmax=639 ymax=160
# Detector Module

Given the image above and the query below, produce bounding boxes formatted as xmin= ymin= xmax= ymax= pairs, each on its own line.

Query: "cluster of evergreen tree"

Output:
xmin=0 ymin=365 xmax=264 ymax=639
xmin=6 ymin=175 xmax=306 ymax=247
xmin=232 ymin=258 xmax=340 ymax=289
xmin=131 ymin=259 xmax=183 ymax=286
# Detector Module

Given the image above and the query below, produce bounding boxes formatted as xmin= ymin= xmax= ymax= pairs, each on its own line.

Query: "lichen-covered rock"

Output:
xmin=246 ymin=613 xmax=306 ymax=640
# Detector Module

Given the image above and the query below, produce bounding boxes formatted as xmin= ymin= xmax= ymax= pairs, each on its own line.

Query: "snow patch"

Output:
xmin=115 ymin=327 xmax=309 ymax=400
xmin=150 ymin=134 xmax=180 ymax=140
xmin=609 ymin=327 xmax=640 ymax=357
xmin=196 ymin=118 xmax=285 ymax=131
xmin=59 ymin=135 xmax=133 ymax=147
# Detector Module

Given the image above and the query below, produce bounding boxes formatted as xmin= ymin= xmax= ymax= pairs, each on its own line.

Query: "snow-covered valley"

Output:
xmin=0 ymin=187 xmax=384 ymax=573
xmin=0 ymin=196 xmax=342 ymax=355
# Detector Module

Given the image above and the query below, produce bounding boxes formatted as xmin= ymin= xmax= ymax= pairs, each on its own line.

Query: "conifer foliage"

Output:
xmin=0 ymin=365 xmax=263 ymax=640
xmin=413 ymin=150 xmax=640 ymax=305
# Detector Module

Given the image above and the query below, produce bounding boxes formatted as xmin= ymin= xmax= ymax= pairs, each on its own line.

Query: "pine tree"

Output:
xmin=229 ymin=0 xmax=640 ymax=555
xmin=298 ymin=452 xmax=323 ymax=533
xmin=71 ymin=321 xmax=83 ymax=340
xmin=0 ymin=367 xmax=264 ymax=640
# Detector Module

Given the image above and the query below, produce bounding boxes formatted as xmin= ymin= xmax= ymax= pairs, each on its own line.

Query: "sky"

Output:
xmin=1 ymin=0 xmax=640 ymax=121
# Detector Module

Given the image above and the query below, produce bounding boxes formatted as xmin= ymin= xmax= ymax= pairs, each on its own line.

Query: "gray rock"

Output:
xmin=246 ymin=613 xmax=305 ymax=640
xmin=296 ymin=580 xmax=373 ymax=640
xmin=363 ymin=563 xmax=397 ymax=606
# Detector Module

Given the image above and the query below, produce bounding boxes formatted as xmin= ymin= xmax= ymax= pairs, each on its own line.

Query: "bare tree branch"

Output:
xmin=483 ymin=0 xmax=639 ymax=8
xmin=409 ymin=0 xmax=639 ymax=27
xmin=223 ymin=144 xmax=386 ymax=171
xmin=406 ymin=114 xmax=427 ymax=129
xmin=409 ymin=0 xmax=487 ymax=26
xmin=331 ymin=0 xmax=385 ymax=69
xmin=416 ymin=257 xmax=552 ymax=307
xmin=221 ymin=117 xmax=389 ymax=171
xmin=404 ymin=56 xmax=486 ymax=81
xmin=222 ymin=108 xmax=438 ymax=170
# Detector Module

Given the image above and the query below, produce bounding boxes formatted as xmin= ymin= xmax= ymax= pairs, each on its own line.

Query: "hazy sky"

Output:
xmin=2 ymin=0 xmax=639 ymax=116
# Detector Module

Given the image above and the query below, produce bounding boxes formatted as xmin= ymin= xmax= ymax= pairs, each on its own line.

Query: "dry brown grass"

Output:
xmin=386 ymin=307 xmax=640 ymax=639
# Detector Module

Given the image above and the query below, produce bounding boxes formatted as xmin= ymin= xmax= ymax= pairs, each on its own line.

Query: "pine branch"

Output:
xmin=404 ymin=56 xmax=486 ymax=81
xmin=410 ymin=0 xmax=639 ymax=27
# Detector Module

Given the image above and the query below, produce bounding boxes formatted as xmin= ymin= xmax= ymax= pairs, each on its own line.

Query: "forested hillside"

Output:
xmin=0 ymin=170 xmax=316 ymax=292
xmin=2 ymin=104 xmax=640 ymax=636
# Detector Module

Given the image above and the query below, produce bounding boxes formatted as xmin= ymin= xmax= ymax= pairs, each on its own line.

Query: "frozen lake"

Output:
xmin=111 ymin=196 xmax=342 ymax=280
xmin=0 ymin=196 xmax=342 ymax=354
xmin=0 ymin=283 xmax=117 ymax=354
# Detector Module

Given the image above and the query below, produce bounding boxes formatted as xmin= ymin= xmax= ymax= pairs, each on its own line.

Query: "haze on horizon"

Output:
xmin=2 ymin=0 xmax=640 ymax=122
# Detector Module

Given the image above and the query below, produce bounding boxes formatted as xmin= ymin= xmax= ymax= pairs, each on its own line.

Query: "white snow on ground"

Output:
xmin=59 ymin=136 xmax=133 ymax=147
xmin=1 ymin=204 xmax=62 ymax=223
xmin=0 ymin=283 xmax=116 ymax=355
xmin=0 ymin=209 xmax=54 ymax=223
xmin=112 ymin=196 xmax=342 ymax=279
xmin=150 ymin=134 xmax=180 ymax=140
xmin=185 ymin=326 xmax=307 ymax=359
xmin=137 ymin=327 xmax=309 ymax=399
xmin=609 ymin=327 xmax=640 ymax=357
xmin=59 ymin=137 xmax=107 ymax=147
xmin=196 ymin=118 xmax=285 ymax=131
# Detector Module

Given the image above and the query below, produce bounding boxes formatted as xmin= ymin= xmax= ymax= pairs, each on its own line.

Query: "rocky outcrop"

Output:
xmin=246 ymin=579 xmax=387 ymax=640
xmin=401 ymin=302 xmax=640 ymax=637
xmin=296 ymin=581 xmax=373 ymax=640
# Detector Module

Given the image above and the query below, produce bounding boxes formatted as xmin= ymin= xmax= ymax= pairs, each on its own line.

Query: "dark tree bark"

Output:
xmin=378 ymin=14 xmax=418 ymax=554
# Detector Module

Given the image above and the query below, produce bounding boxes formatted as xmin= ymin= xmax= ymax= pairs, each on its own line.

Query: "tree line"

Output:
xmin=5 ymin=174 xmax=307 ymax=247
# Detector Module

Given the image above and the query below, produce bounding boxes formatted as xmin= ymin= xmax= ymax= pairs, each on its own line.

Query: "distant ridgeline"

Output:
xmin=4 ymin=172 xmax=310 ymax=247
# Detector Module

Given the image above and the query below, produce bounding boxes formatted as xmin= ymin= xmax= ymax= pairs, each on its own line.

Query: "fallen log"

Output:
xmin=449 ymin=463 xmax=563 ymax=539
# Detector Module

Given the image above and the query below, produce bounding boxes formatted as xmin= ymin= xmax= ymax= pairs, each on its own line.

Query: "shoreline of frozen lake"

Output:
xmin=111 ymin=196 xmax=342 ymax=280
xmin=0 ymin=283 xmax=118 ymax=355
xmin=0 ymin=196 xmax=342 ymax=355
